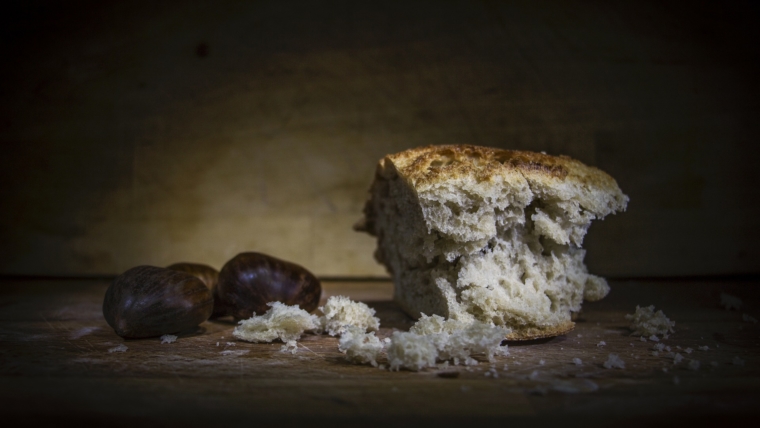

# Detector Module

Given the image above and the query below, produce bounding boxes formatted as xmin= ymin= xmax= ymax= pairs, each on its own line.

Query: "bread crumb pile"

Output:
xmin=319 ymin=296 xmax=380 ymax=336
xmin=231 ymin=295 xmax=512 ymax=370
xmin=625 ymin=305 xmax=675 ymax=337
xmin=338 ymin=326 xmax=385 ymax=367
xmin=232 ymin=302 xmax=320 ymax=353
xmin=386 ymin=314 xmax=510 ymax=371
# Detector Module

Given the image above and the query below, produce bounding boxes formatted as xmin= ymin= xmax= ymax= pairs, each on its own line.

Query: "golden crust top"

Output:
xmin=356 ymin=144 xmax=628 ymax=236
xmin=383 ymin=145 xmax=622 ymax=198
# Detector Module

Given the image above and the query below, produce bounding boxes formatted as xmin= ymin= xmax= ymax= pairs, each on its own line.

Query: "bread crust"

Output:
xmin=357 ymin=144 xmax=627 ymax=236
xmin=504 ymin=321 xmax=575 ymax=341
xmin=396 ymin=294 xmax=575 ymax=341
xmin=388 ymin=144 xmax=622 ymax=197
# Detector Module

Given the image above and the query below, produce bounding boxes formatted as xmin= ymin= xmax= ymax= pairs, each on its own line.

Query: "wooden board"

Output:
xmin=1 ymin=278 xmax=759 ymax=426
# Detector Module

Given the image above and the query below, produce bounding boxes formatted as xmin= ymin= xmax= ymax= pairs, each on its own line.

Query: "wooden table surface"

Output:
xmin=1 ymin=278 xmax=759 ymax=427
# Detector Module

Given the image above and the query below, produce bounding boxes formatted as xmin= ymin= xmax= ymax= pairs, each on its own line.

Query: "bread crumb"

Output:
xmin=685 ymin=347 xmax=693 ymax=354
xmin=70 ymin=326 xmax=99 ymax=340
xmin=597 ymin=341 xmax=606 ymax=347
xmin=577 ymin=334 xmax=582 ymax=338
xmin=732 ymin=356 xmax=745 ymax=366
xmin=673 ymin=353 xmax=684 ymax=364
xmin=220 ymin=350 xmax=250 ymax=357
xmin=625 ymin=305 xmax=675 ymax=337
xmin=233 ymin=302 xmax=319 ymax=343
xmin=539 ymin=359 xmax=545 ymax=366
xmin=651 ymin=351 xmax=659 ymax=357
xmin=280 ymin=340 xmax=298 ymax=354
xmin=572 ymin=357 xmax=583 ymax=366
xmin=319 ymin=296 xmax=380 ymax=336
xmin=339 ymin=325 xmax=384 ymax=367
xmin=225 ymin=342 xmax=236 ymax=346
xmin=387 ymin=314 xmax=510 ymax=371
xmin=530 ymin=370 xmax=540 ymax=380
xmin=108 ymin=344 xmax=128 ymax=353
xmin=648 ymin=335 xmax=659 ymax=342
xmin=743 ymin=314 xmax=758 ymax=323
xmin=720 ymin=293 xmax=742 ymax=310
xmin=698 ymin=345 xmax=709 ymax=351
xmin=687 ymin=360 xmax=700 ymax=371
xmin=386 ymin=332 xmax=438 ymax=371
xmin=640 ymin=336 xmax=647 ymax=342
xmin=653 ymin=343 xmax=666 ymax=351
xmin=160 ymin=334 xmax=177 ymax=344
xmin=216 ymin=342 xmax=219 ymax=346
xmin=603 ymin=353 xmax=625 ymax=369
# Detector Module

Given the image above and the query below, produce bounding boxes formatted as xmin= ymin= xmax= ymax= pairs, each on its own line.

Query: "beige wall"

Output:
xmin=1 ymin=1 xmax=758 ymax=277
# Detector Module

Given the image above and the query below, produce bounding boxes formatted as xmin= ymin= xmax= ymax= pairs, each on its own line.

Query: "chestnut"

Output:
xmin=215 ymin=252 xmax=321 ymax=320
xmin=103 ymin=265 xmax=214 ymax=338
xmin=166 ymin=262 xmax=219 ymax=292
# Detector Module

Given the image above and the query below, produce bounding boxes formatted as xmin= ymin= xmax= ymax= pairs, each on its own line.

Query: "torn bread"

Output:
xmin=356 ymin=145 xmax=628 ymax=340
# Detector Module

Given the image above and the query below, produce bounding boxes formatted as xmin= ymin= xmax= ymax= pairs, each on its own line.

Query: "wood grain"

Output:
xmin=1 ymin=278 xmax=759 ymax=426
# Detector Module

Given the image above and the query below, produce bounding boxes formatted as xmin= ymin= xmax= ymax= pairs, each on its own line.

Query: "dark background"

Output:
xmin=1 ymin=0 xmax=759 ymax=278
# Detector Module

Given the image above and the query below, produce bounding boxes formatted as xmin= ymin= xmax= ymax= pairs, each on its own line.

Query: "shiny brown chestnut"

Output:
xmin=166 ymin=262 xmax=219 ymax=292
xmin=215 ymin=252 xmax=321 ymax=320
xmin=166 ymin=262 xmax=222 ymax=318
xmin=103 ymin=265 xmax=214 ymax=338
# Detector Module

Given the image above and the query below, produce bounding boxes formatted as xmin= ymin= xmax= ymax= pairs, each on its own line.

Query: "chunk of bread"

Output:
xmin=625 ymin=305 xmax=675 ymax=337
xmin=386 ymin=315 xmax=509 ymax=371
xmin=338 ymin=325 xmax=384 ymax=367
xmin=356 ymin=145 xmax=628 ymax=340
xmin=319 ymin=296 xmax=380 ymax=336
xmin=232 ymin=302 xmax=319 ymax=343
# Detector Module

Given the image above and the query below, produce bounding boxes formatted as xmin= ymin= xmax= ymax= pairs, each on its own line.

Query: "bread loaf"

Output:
xmin=356 ymin=145 xmax=628 ymax=340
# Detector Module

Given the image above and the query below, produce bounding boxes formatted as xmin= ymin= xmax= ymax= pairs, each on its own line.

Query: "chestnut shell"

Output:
xmin=103 ymin=265 xmax=214 ymax=338
xmin=166 ymin=262 xmax=219 ymax=292
xmin=215 ymin=252 xmax=321 ymax=320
